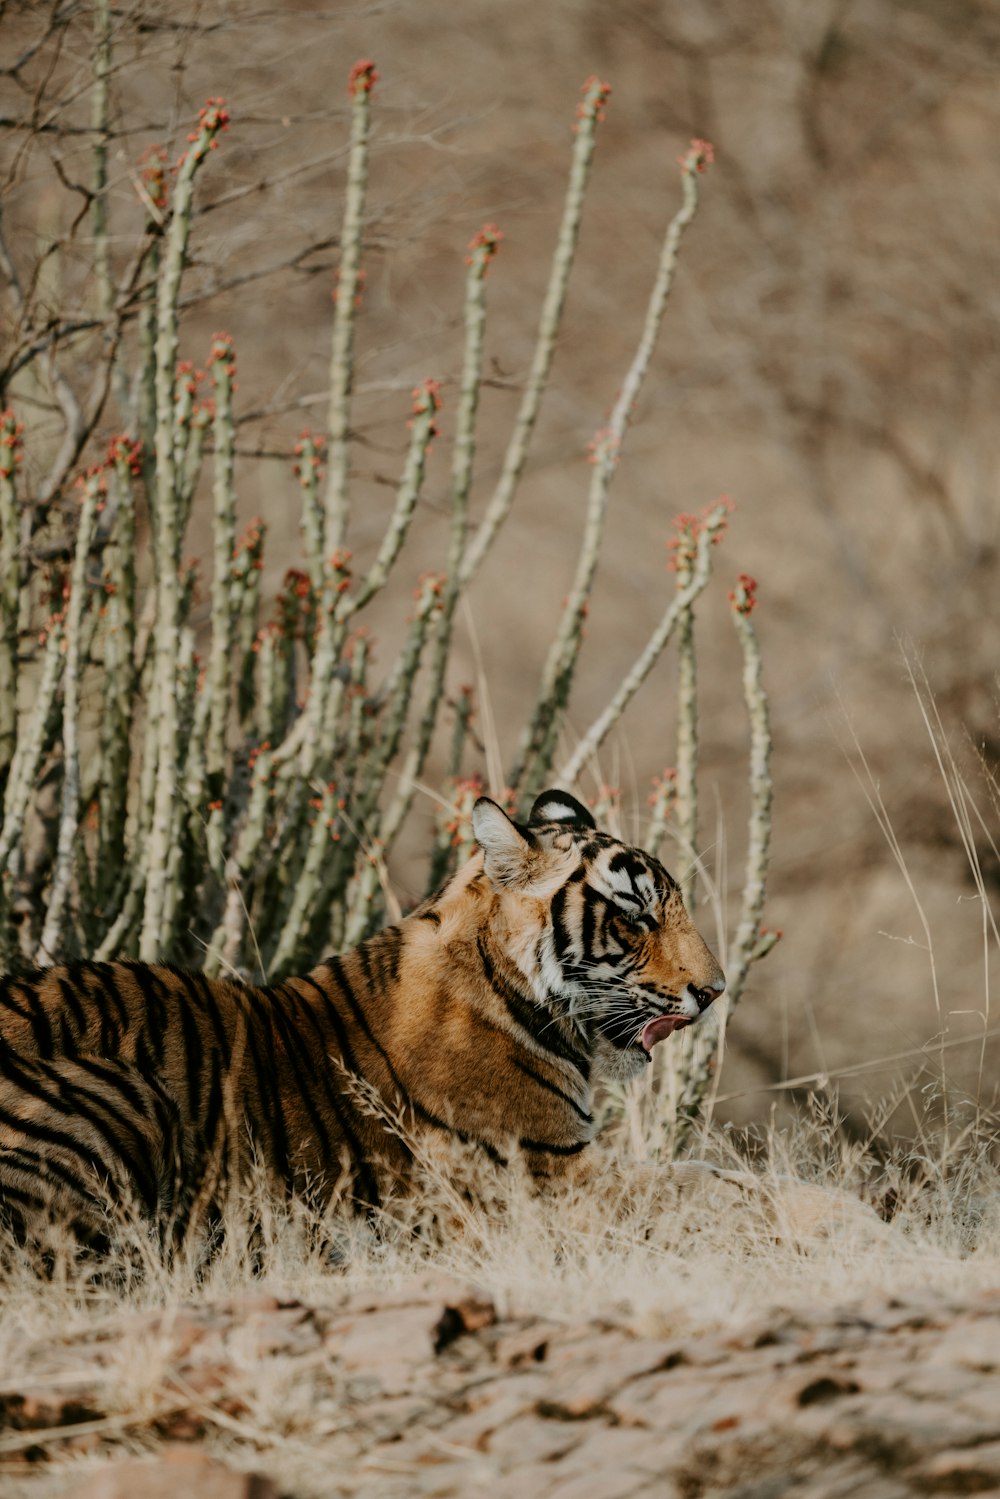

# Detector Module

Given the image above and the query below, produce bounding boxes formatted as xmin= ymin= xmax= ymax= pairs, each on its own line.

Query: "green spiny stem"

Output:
xmin=183 ymin=668 xmax=212 ymax=863
xmin=558 ymin=506 xmax=726 ymax=794
xmin=297 ymin=375 xmax=438 ymax=823
xmin=323 ymin=60 xmax=376 ymax=559
xmin=460 ymin=78 xmax=611 ymax=585
xmin=172 ymin=362 xmax=199 ymax=531
xmin=254 ymin=626 xmax=281 ymax=744
xmin=340 ymin=577 xmax=443 ymax=903
xmin=205 ymin=743 xmax=274 ymax=976
xmin=0 ymin=411 xmax=23 ymax=795
xmin=134 ymin=238 xmax=161 ymax=519
xmin=643 ymin=770 xmax=677 ymax=861
xmin=518 ymin=653 xmax=577 ymax=805
xmin=722 ymin=578 xmax=772 ymax=1012
xmin=342 ymin=838 xmax=386 ymax=949
xmin=270 ymin=782 xmax=339 ymax=978
xmin=231 ymin=518 xmax=266 ymax=727
xmin=343 ymin=632 xmax=371 ymax=772
xmin=373 ymin=228 xmax=493 ymax=858
xmin=90 ymin=0 xmax=128 ymax=421
xmin=672 ymin=527 xmax=702 ymax=911
xmin=117 ymin=649 xmax=159 ymax=929
xmin=512 ymin=145 xmax=709 ymax=796
xmin=287 ymin=626 xmax=370 ymax=929
xmin=427 ymin=771 xmax=479 ymax=895
xmin=447 ymin=685 xmax=474 ymax=780
xmin=673 ymin=574 xmax=773 ymax=1142
xmin=160 ymin=623 xmax=199 ymax=951
xmin=425 ymin=686 xmax=477 ymax=891
xmin=0 ymin=614 xmax=64 ymax=876
xmin=74 ymin=804 xmax=101 ymax=953
xmin=294 ymin=433 xmax=325 ymax=592
xmin=90 ymin=0 xmax=112 ymax=313
xmin=180 ymin=400 xmax=210 ymax=531
xmin=141 ymin=99 xmax=229 ymax=962
xmin=36 ymin=469 xmax=105 ymax=963
xmin=209 ymin=706 xmax=309 ymax=970
xmin=269 ymin=635 xmax=370 ymax=974
xmin=205 ymin=335 xmax=238 ymax=805
xmin=96 ymin=439 xmax=140 ymax=896
xmin=94 ymin=866 xmax=143 ymax=961
xmin=338 ymin=380 xmax=442 ymax=621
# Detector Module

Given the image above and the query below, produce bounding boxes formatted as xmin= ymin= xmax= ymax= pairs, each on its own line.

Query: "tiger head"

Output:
xmin=470 ymin=789 xmax=726 ymax=1082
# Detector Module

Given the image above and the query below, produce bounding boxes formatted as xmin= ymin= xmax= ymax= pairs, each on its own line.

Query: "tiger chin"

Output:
xmin=0 ymin=789 xmax=726 ymax=1247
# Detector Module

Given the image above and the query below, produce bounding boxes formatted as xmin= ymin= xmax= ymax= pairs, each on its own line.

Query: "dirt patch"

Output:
xmin=3 ymin=1280 xmax=1000 ymax=1497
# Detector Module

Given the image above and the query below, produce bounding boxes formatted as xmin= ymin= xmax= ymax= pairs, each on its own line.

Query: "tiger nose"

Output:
xmin=691 ymin=976 xmax=726 ymax=1013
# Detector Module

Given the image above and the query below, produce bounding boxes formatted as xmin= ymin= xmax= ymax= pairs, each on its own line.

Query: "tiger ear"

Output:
xmin=528 ymin=789 xmax=596 ymax=830
xmin=472 ymin=798 xmax=538 ymax=887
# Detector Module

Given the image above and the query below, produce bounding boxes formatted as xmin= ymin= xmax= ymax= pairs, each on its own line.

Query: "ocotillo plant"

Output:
xmin=0 ymin=59 xmax=777 ymax=1142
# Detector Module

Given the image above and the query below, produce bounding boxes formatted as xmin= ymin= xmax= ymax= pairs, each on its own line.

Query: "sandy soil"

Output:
xmin=4 ymin=1275 xmax=1000 ymax=1498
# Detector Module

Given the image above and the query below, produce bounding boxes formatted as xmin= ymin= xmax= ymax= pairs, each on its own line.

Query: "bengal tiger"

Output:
xmin=0 ymin=790 xmax=725 ymax=1245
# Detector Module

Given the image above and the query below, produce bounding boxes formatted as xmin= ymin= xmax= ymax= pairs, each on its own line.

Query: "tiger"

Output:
xmin=0 ymin=789 xmax=726 ymax=1246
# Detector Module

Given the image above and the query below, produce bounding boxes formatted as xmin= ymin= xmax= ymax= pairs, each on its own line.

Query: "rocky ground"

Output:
xmin=3 ymin=1278 xmax=1000 ymax=1498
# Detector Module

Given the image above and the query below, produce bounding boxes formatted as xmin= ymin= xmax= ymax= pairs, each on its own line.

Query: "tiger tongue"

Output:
xmin=640 ymin=1016 xmax=689 ymax=1051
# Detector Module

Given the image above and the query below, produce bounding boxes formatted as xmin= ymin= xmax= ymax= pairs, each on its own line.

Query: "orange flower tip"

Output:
xmin=682 ymin=137 xmax=715 ymax=174
xmin=467 ymin=223 xmax=504 ymax=260
xmin=577 ymin=76 xmax=612 ymax=124
xmin=348 ymin=59 xmax=379 ymax=96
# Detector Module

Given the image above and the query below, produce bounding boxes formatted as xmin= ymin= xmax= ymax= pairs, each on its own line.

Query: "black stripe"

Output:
xmin=2 ymin=1146 xmax=87 ymax=1196
xmin=294 ymin=974 xmax=385 ymax=1208
xmin=101 ymin=963 xmax=132 ymax=1033
xmin=183 ymin=970 xmax=231 ymax=1057
xmin=324 ymin=956 xmax=504 ymax=1163
xmin=175 ymin=976 xmax=206 ymax=1116
xmin=53 ymin=1068 xmax=163 ymax=1206
xmin=69 ymin=1053 xmax=151 ymax=1114
xmin=237 ymin=989 xmax=292 ymax=1189
xmin=0 ymin=1182 xmax=49 ymax=1215
xmin=202 ymin=1051 xmax=224 ymax=1158
xmin=0 ymin=982 xmax=35 ymax=1025
xmin=418 ymin=909 xmax=441 ymax=925
xmin=125 ymin=964 xmax=169 ymax=1066
xmin=375 ymin=927 xmax=403 ymax=986
xmin=25 ymin=984 xmax=56 ymax=1058
xmin=153 ymin=970 xmax=226 ymax=1160
xmin=256 ymin=987 xmax=339 ymax=1185
xmin=476 ymin=936 xmax=590 ymax=1080
xmin=581 ymin=885 xmax=599 ymax=960
xmin=56 ymin=975 xmax=89 ymax=1040
xmin=519 ymin=1136 xmax=588 ymax=1156
xmin=550 ymin=882 xmax=573 ymax=963
xmin=512 ymin=1058 xmax=592 ymax=1124
xmin=93 ymin=974 xmax=114 ymax=1055
xmin=0 ymin=1096 xmax=108 ymax=1180
xmin=274 ymin=980 xmax=382 ymax=1209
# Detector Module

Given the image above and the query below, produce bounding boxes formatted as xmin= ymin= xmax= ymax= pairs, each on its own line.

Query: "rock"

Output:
xmin=913 ymin=1440 xmax=1000 ymax=1489
xmin=433 ymin=1292 xmax=496 ymax=1352
xmin=65 ymin=1448 xmax=277 ymax=1498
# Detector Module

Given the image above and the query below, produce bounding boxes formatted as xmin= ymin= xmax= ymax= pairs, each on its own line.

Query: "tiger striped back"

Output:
xmin=0 ymin=790 xmax=725 ymax=1242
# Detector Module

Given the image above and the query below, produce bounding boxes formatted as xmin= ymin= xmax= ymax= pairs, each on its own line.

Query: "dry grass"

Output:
xmin=1 ymin=1092 xmax=997 ymax=1356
